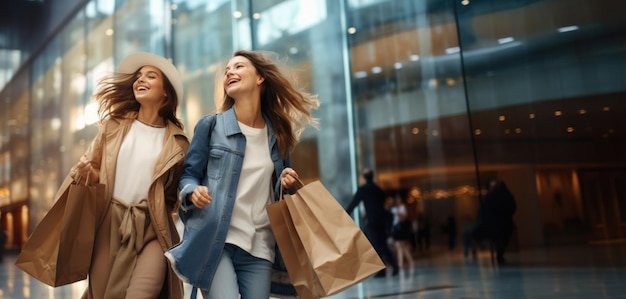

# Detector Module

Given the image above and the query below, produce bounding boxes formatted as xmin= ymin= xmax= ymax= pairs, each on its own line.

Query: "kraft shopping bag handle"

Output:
xmin=279 ymin=176 xmax=304 ymax=200
xmin=75 ymin=169 xmax=93 ymax=187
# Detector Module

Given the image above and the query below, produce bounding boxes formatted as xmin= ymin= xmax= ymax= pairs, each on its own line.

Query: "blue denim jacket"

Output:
xmin=165 ymin=107 xmax=290 ymax=289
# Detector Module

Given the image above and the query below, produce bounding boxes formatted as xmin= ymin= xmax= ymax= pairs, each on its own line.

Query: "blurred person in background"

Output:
xmin=346 ymin=168 xmax=399 ymax=277
xmin=472 ymin=179 xmax=517 ymax=265
xmin=390 ymin=195 xmax=415 ymax=270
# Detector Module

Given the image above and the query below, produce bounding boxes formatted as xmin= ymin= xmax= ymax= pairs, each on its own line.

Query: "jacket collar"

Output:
xmin=103 ymin=111 xmax=188 ymax=184
xmin=222 ymin=107 xmax=241 ymax=137
xmin=222 ymin=106 xmax=275 ymax=137
xmin=104 ymin=111 xmax=186 ymax=138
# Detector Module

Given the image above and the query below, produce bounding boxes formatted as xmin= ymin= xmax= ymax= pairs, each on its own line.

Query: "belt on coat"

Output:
xmin=103 ymin=198 xmax=151 ymax=299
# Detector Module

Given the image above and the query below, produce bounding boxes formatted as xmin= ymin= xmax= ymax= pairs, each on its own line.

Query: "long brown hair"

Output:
xmin=94 ymin=67 xmax=183 ymax=129
xmin=219 ymin=50 xmax=319 ymax=157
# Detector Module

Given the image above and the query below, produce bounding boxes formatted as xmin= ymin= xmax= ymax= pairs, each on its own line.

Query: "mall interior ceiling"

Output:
xmin=0 ymin=0 xmax=44 ymax=51
xmin=0 ymin=0 xmax=549 ymax=63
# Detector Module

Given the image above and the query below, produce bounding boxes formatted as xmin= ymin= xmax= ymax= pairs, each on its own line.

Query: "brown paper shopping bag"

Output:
xmin=16 ymin=177 xmax=105 ymax=287
xmin=267 ymin=199 xmax=325 ymax=299
xmin=268 ymin=180 xmax=385 ymax=298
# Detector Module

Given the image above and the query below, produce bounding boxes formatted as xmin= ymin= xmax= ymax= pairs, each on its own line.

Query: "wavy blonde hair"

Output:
xmin=218 ymin=50 xmax=320 ymax=158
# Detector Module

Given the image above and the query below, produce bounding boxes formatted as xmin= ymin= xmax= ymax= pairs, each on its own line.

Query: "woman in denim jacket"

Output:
xmin=166 ymin=50 xmax=319 ymax=299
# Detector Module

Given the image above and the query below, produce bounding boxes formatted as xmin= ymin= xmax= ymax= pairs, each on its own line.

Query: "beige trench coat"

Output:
xmin=57 ymin=112 xmax=189 ymax=299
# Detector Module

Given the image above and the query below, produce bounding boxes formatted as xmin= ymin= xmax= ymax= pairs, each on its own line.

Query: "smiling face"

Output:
xmin=133 ymin=65 xmax=167 ymax=106
xmin=223 ymin=55 xmax=264 ymax=99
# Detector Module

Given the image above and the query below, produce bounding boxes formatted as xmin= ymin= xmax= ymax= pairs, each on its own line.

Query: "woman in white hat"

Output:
xmin=72 ymin=52 xmax=188 ymax=299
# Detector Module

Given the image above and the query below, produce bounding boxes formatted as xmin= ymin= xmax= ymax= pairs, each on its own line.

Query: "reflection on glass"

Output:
xmin=0 ymin=50 xmax=22 ymax=91
xmin=254 ymin=0 xmax=326 ymax=46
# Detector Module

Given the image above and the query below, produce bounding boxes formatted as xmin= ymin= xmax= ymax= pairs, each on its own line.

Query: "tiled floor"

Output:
xmin=1 ymin=242 xmax=626 ymax=299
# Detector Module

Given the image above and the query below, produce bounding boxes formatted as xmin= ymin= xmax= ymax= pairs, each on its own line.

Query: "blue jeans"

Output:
xmin=201 ymin=244 xmax=272 ymax=299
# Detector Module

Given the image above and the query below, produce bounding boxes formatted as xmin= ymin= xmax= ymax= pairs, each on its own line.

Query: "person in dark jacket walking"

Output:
xmin=346 ymin=168 xmax=399 ymax=277
xmin=472 ymin=179 xmax=516 ymax=265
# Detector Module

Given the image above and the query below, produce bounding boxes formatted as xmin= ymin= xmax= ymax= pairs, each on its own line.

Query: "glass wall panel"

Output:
xmin=248 ymin=0 xmax=355 ymax=202
xmin=458 ymin=0 xmax=626 ymax=245
xmin=0 ymin=49 xmax=22 ymax=92
xmin=76 ymin=0 xmax=116 ymax=165
xmin=113 ymin=0 xmax=169 ymax=60
xmin=60 ymin=9 xmax=88 ymax=178
xmin=172 ymin=0 xmax=241 ymax=131
xmin=0 ymin=66 xmax=30 ymax=248
xmin=347 ymin=0 xmax=477 ymax=237
xmin=29 ymin=37 xmax=63 ymax=231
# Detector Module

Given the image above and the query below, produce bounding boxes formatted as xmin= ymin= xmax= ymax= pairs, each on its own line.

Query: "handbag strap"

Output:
xmin=206 ymin=113 xmax=218 ymax=142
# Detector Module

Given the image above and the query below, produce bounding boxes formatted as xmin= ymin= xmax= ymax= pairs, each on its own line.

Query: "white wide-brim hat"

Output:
xmin=118 ymin=52 xmax=183 ymax=102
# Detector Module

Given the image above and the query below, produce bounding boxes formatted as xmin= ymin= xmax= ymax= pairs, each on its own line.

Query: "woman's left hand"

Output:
xmin=281 ymin=168 xmax=300 ymax=190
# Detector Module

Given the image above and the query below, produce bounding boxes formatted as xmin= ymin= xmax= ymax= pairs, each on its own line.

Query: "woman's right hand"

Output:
xmin=74 ymin=155 xmax=94 ymax=184
xmin=189 ymin=186 xmax=212 ymax=208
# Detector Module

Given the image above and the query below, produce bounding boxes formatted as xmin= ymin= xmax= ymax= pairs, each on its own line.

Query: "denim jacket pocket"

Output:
xmin=207 ymin=148 xmax=226 ymax=180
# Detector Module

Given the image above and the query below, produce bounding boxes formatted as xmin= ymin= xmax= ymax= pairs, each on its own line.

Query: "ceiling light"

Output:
xmin=445 ymin=47 xmax=460 ymax=54
xmin=498 ymin=37 xmax=514 ymax=44
xmin=558 ymin=25 xmax=579 ymax=33
xmin=354 ymin=71 xmax=367 ymax=79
